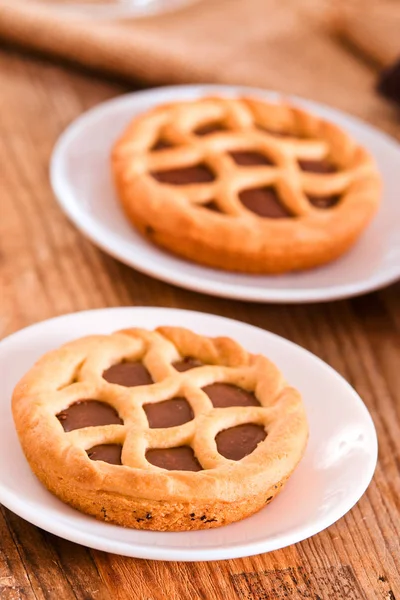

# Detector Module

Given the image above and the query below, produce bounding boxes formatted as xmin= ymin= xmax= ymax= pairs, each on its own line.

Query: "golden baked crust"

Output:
xmin=112 ymin=96 xmax=381 ymax=274
xmin=12 ymin=327 xmax=308 ymax=531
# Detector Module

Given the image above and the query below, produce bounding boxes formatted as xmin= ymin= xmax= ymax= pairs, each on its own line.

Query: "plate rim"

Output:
xmin=42 ymin=0 xmax=199 ymax=19
xmin=0 ymin=307 xmax=378 ymax=560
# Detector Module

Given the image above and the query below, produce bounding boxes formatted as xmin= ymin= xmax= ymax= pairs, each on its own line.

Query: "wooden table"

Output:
xmin=0 ymin=38 xmax=399 ymax=600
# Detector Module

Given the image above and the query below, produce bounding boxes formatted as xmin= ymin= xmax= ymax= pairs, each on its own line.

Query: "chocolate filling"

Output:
xmin=144 ymin=397 xmax=194 ymax=428
xmin=298 ymin=159 xmax=336 ymax=173
xmin=194 ymin=122 xmax=226 ymax=136
xmin=173 ymin=357 xmax=203 ymax=372
xmin=57 ymin=400 xmax=123 ymax=432
xmin=216 ymin=424 xmax=266 ymax=460
xmin=152 ymin=139 xmax=174 ymax=151
xmin=239 ymin=187 xmax=292 ymax=218
xmin=202 ymin=383 xmax=260 ymax=408
xmin=87 ymin=444 xmax=122 ymax=465
xmin=103 ymin=362 xmax=153 ymax=387
xmin=202 ymin=200 xmax=222 ymax=213
xmin=146 ymin=446 xmax=203 ymax=471
xmin=151 ymin=164 xmax=215 ymax=185
xmin=230 ymin=150 xmax=273 ymax=166
xmin=308 ymin=194 xmax=341 ymax=209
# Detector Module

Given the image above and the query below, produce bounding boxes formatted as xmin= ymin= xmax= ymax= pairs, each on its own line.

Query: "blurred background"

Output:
xmin=1 ymin=0 xmax=399 ymax=332
xmin=0 ymin=0 xmax=399 ymax=127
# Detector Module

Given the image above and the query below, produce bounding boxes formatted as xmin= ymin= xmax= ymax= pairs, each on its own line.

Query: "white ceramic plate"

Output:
xmin=50 ymin=84 xmax=400 ymax=303
xmin=42 ymin=0 xmax=199 ymax=19
xmin=0 ymin=307 xmax=377 ymax=561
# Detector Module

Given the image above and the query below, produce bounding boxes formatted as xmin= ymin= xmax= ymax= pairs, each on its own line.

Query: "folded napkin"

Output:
xmin=0 ymin=1 xmax=381 ymax=104
xmin=3 ymin=0 xmax=307 ymax=86
xmin=0 ymin=0 xmax=397 ymax=128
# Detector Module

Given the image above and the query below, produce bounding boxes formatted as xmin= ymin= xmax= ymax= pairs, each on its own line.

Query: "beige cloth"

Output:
xmin=3 ymin=0 xmax=317 ymax=88
xmin=0 ymin=0 xmax=397 ymax=129
xmin=0 ymin=0 xmax=387 ymax=101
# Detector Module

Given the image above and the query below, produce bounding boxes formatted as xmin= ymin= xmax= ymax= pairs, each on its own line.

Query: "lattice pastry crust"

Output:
xmin=12 ymin=327 xmax=308 ymax=531
xmin=112 ymin=96 xmax=381 ymax=273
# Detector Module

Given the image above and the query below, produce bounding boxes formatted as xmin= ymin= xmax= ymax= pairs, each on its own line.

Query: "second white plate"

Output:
xmin=0 ymin=308 xmax=377 ymax=561
xmin=51 ymin=85 xmax=400 ymax=302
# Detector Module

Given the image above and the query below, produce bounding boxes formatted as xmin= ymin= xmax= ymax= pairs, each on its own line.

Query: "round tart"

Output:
xmin=12 ymin=326 xmax=308 ymax=531
xmin=112 ymin=96 xmax=381 ymax=274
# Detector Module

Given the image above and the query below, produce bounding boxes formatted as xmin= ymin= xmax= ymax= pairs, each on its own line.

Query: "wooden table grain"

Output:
xmin=0 ymin=42 xmax=399 ymax=600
